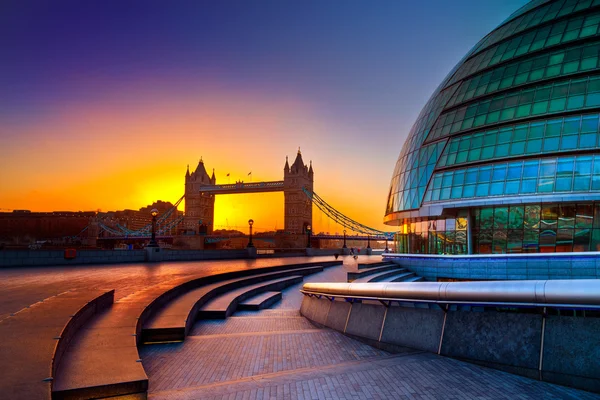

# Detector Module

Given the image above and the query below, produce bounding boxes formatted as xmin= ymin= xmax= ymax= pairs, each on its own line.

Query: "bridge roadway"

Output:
xmin=199 ymin=181 xmax=285 ymax=195
xmin=1 ymin=257 xmax=597 ymax=399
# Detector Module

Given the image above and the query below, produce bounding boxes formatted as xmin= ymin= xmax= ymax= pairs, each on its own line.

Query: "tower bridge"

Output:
xmin=184 ymin=149 xmax=313 ymax=236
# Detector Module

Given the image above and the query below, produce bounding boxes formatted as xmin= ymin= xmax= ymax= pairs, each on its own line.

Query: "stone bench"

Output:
xmin=0 ymin=289 xmax=114 ymax=400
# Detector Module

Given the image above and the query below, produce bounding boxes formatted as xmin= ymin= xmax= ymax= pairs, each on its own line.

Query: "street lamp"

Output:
xmin=342 ymin=229 xmax=347 ymax=249
xmin=247 ymin=219 xmax=254 ymax=248
xmin=148 ymin=208 xmax=159 ymax=248
xmin=306 ymin=225 xmax=312 ymax=248
xmin=385 ymin=238 xmax=389 ymax=253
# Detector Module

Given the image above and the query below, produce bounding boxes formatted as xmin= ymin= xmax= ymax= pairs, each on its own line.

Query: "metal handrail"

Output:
xmin=301 ymin=280 xmax=600 ymax=309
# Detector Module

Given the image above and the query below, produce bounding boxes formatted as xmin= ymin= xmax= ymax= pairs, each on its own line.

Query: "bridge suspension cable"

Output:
xmin=97 ymin=195 xmax=185 ymax=237
xmin=302 ymin=188 xmax=394 ymax=239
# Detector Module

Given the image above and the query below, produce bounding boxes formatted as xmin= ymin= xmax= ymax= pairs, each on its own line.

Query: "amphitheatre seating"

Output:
xmin=198 ymin=276 xmax=303 ymax=319
xmin=357 ymin=260 xmax=395 ymax=270
xmin=347 ymin=263 xmax=403 ymax=281
xmin=0 ymin=289 xmax=114 ymax=400
xmin=142 ymin=265 xmax=325 ymax=342
xmin=53 ymin=261 xmax=338 ymax=399
xmin=238 ymin=291 xmax=282 ymax=311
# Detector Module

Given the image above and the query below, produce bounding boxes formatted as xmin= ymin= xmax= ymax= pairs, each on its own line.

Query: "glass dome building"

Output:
xmin=385 ymin=0 xmax=600 ymax=258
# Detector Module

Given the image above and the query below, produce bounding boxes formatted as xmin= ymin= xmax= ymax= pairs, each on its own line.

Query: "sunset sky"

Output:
xmin=1 ymin=0 xmax=528 ymax=233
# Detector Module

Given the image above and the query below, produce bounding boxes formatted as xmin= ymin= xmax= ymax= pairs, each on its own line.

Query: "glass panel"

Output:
xmin=492 ymin=230 xmax=507 ymax=254
xmin=539 ymin=229 xmax=557 ymax=252
xmin=541 ymin=205 xmax=558 ymax=229
xmin=591 ymin=229 xmax=600 ymax=251
xmin=574 ymin=228 xmax=591 ymax=252
xmin=480 ymin=208 xmax=494 ymax=229
xmin=507 ymin=229 xmax=523 ymax=253
xmin=556 ymin=228 xmax=574 ymax=252
xmin=508 ymin=206 xmax=524 ymax=229
xmin=524 ymin=205 xmax=541 ymax=229
xmin=523 ymin=229 xmax=540 ymax=253
xmin=576 ymin=204 xmax=594 ymax=229
xmin=558 ymin=204 xmax=576 ymax=228
xmin=493 ymin=207 xmax=508 ymax=230
xmin=478 ymin=230 xmax=493 ymax=254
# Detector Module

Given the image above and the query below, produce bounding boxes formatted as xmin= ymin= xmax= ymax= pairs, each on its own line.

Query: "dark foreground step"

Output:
xmin=238 ymin=291 xmax=282 ymax=311
xmin=0 ymin=289 xmax=114 ymax=400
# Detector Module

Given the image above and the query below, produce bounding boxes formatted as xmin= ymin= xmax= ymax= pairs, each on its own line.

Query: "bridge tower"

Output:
xmin=184 ymin=159 xmax=216 ymax=235
xmin=283 ymin=149 xmax=313 ymax=234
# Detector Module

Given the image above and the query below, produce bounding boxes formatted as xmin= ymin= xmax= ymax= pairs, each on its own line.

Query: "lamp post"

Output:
xmin=342 ymin=229 xmax=347 ymax=249
xmin=384 ymin=238 xmax=389 ymax=253
xmin=247 ymin=219 xmax=254 ymax=248
xmin=367 ymin=235 xmax=371 ymax=249
xmin=306 ymin=225 xmax=312 ymax=248
xmin=148 ymin=208 xmax=159 ymax=248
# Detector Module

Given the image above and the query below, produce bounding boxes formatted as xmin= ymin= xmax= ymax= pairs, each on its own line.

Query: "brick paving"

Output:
xmin=141 ymin=304 xmax=600 ymax=400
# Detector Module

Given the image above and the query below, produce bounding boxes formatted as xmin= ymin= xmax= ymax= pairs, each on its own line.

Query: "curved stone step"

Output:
xmin=0 ymin=289 xmax=114 ymax=400
xmin=238 ymin=291 xmax=282 ymax=311
xmin=357 ymin=261 xmax=394 ymax=270
xmin=52 ymin=261 xmax=338 ymax=399
xmin=398 ymin=276 xmax=424 ymax=283
xmin=198 ymin=276 xmax=303 ymax=319
xmin=347 ymin=264 xmax=403 ymax=282
xmin=353 ymin=269 xmax=410 ymax=283
xmin=141 ymin=265 xmax=326 ymax=343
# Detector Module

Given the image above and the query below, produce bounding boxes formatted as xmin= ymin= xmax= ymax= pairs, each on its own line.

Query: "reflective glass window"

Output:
xmin=507 ymin=229 xmax=523 ymax=253
xmin=541 ymin=205 xmax=558 ymax=229
xmin=508 ymin=206 xmax=524 ymax=229
xmin=539 ymin=229 xmax=557 ymax=252
xmin=525 ymin=205 xmax=541 ymax=229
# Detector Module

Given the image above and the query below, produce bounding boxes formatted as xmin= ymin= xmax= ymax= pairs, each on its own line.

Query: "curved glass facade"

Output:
xmin=385 ymin=0 xmax=600 ymax=255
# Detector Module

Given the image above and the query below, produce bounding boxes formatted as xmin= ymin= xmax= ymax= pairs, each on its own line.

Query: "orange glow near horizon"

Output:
xmin=0 ymin=88 xmax=393 ymax=233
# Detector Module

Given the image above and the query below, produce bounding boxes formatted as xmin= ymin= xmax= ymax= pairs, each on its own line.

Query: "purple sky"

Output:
xmin=0 ymin=0 xmax=530 ymax=231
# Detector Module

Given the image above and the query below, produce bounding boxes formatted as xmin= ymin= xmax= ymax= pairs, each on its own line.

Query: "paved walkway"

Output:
xmin=140 ymin=266 xmax=599 ymax=400
xmin=0 ymin=255 xmax=352 ymax=320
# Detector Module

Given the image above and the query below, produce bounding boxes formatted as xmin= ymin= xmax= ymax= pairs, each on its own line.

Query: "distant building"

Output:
xmin=0 ymin=211 xmax=95 ymax=245
xmin=0 ymin=200 xmax=183 ymax=246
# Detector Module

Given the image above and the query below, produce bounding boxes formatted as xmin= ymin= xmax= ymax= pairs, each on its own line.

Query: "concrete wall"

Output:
xmin=0 ymin=250 xmax=146 ymax=267
xmin=0 ymin=248 xmax=258 ymax=267
xmin=300 ymin=295 xmax=600 ymax=393
xmin=383 ymin=253 xmax=600 ymax=280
